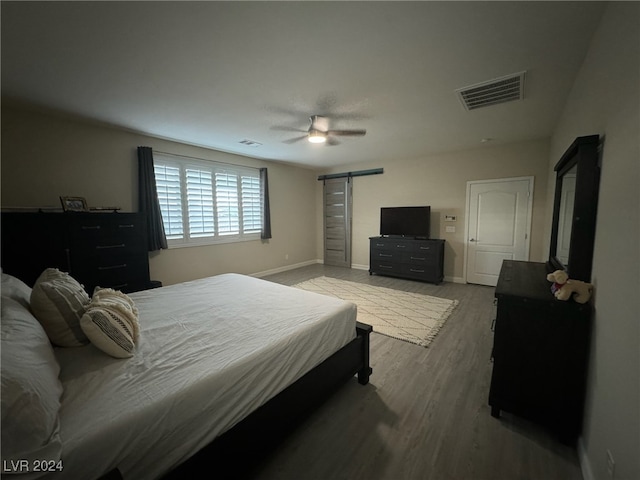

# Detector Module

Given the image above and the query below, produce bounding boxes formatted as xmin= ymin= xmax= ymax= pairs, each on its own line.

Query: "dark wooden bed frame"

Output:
xmin=1 ymin=212 xmax=372 ymax=480
xmin=162 ymin=321 xmax=372 ymax=479
xmin=88 ymin=325 xmax=371 ymax=480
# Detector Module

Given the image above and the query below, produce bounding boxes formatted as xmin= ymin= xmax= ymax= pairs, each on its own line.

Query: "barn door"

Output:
xmin=323 ymin=177 xmax=352 ymax=267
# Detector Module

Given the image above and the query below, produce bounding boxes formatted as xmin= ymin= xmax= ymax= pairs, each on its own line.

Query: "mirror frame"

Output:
xmin=548 ymin=135 xmax=601 ymax=282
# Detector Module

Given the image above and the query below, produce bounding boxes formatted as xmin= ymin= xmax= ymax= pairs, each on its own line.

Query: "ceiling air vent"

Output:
xmin=456 ymin=71 xmax=526 ymax=111
xmin=239 ymin=139 xmax=262 ymax=147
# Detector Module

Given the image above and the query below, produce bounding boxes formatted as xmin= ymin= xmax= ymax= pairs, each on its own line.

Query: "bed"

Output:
xmin=1 ymin=271 xmax=372 ymax=480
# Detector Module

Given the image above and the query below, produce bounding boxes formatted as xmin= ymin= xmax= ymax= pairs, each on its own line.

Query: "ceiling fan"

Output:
xmin=281 ymin=115 xmax=366 ymax=145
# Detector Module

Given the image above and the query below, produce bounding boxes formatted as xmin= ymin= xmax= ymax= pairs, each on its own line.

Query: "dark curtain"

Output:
xmin=260 ymin=167 xmax=272 ymax=239
xmin=137 ymin=146 xmax=168 ymax=251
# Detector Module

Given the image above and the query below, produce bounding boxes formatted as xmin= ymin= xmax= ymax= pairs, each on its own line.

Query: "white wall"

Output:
xmin=546 ymin=3 xmax=639 ymax=479
xmin=0 ymin=103 xmax=319 ymax=285
xmin=317 ymin=138 xmax=550 ymax=282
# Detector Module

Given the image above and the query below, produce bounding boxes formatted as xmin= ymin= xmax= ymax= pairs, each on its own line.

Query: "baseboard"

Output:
xmin=444 ymin=275 xmax=466 ymax=284
xmin=577 ymin=436 xmax=594 ymax=480
xmin=351 ymin=263 xmax=369 ymax=271
xmin=251 ymin=259 xmax=321 ymax=278
xmin=314 ymin=260 xmax=369 ymax=271
xmin=356 ymin=267 xmax=464 ymax=283
xmin=253 ymin=262 xmax=463 ymax=284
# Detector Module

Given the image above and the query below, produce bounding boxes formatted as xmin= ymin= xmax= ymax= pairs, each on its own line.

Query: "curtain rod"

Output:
xmin=317 ymin=168 xmax=383 ymax=181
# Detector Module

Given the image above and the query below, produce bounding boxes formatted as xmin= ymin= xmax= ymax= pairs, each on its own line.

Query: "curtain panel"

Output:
xmin=137 ymin=146 xmax=168 ymax=251
xmin=260 ymin=167 xmax=272 ymax=240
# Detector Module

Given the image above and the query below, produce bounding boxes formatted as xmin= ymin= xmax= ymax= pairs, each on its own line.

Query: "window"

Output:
xmin=154 ymin=153 xmax=262 ymax=247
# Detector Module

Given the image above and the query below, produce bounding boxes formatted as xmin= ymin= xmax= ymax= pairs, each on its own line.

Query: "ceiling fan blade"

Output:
xmin=282 ymin=135 xmax=307 ymax=144
xmin=327 ymin=129 xmax=367 ymax=137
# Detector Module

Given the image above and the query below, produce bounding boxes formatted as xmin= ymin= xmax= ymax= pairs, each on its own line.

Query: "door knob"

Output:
xmin=469 ymin=238 xmax=476 ymax=242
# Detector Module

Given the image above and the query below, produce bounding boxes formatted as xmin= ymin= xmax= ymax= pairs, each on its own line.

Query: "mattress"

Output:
xmin=33 ymin=274 xmax=357 ymax=480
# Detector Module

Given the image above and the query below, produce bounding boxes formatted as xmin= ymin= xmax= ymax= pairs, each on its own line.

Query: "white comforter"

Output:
xmin=40 ymin=274 xmax=356 ymax=480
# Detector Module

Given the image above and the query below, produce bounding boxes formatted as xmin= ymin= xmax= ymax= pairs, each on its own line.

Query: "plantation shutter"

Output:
xmin=242 ymin=175 xmax=262 ymax=234
xmin=215 ymin=172 xmax=240 ymax=235
xmin=186 ymin=168 xmax=215 ymax=238
xmin=154 ymin=163 xmax=184 ymax=240
xmin=152 ymin=153 xmax=264 ymax=246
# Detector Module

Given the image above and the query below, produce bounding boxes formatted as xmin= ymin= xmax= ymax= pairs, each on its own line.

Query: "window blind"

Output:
xmin=215 ymin=172 xmax=239 ymax=235
xmin=153 ymin=154 xmax=262 ymax=247
xmin=242 ymin=175 xmax=262 ymax=233
xmin=154 ymin=163 xmax=184 ymax=240
xmin=186 ymin=168 xmax=215 ymax=238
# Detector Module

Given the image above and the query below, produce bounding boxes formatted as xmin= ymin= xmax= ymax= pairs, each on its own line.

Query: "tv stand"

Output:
xmin=369 ymin=236 xmax=444 ymax=284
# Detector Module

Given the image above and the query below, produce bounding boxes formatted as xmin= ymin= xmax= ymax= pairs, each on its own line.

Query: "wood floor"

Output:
xmin=249 ymin=264 xmax=583 ymax=480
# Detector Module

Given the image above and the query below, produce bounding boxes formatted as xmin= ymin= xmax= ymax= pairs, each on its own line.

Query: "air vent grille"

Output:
xmin=456 ymin=71 xmax=526 ymax=111
xmin=239 ymin=139 xmax=262 ymax=147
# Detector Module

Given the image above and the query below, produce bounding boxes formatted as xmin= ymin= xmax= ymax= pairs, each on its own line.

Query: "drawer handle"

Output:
xmin=376 ymin=243 xmax=385 ymax=247
xmin=379 ymin=265 xmax=393 ymax=269
xmin=410 ymin=269 xmax=425 ymax=273
xmin=410 ymin=256 xmax=425 ymax=261
xmin=81 ymin=225 xmax=101 ymax=230
xmin=98 ymin=264 xmax=127 ymax=271
xmin=118 ymin=224 xmax=135 ymax=229
xmin=96 ymin=244 xmax=126 ymax=249
xmin=396 ymin=245 xmax=406 ymax=248
xmin=419 ymin=246 xmax=431 ymax=250
xmin=378 ymin=253 xmax=392 ymax=257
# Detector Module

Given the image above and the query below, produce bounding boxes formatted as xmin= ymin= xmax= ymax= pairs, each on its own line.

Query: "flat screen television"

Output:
xmin=380 ymin=206 xmax=431 ymax=238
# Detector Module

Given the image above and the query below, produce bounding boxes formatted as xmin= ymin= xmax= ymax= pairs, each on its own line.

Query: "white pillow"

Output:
xmin=80 ymin=288 xmax=140 ymax=359
xmin=1 ymin=272 xmax=32 ymax=309
xmin=30 ymin=268 xmax=90 ymax=347
xmin=1 ymin=296 xmax=63 ymax=466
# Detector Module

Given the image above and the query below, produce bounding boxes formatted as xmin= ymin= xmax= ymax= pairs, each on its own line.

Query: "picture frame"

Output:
xmin=60 ymin=196 xmax=88 ymax=212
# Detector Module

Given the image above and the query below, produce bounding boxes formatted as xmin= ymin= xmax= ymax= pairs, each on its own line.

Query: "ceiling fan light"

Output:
xmin=308 ymin=130 xmax=327 ymax=144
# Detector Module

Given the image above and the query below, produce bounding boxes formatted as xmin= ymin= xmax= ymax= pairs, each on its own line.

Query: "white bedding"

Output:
xmin=33 ymin=273 xmax=357 ymax=480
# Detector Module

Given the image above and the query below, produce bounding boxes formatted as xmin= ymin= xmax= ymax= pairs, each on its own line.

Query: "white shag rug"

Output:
xmin=293 ymin=276 xmax=459 ymax=348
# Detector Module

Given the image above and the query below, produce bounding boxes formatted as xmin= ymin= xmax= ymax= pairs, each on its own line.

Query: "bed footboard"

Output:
xmin=163 ymin=321 xmax=372 ymax=479
xmin=356 ymin=321 xmax=373 ymax=384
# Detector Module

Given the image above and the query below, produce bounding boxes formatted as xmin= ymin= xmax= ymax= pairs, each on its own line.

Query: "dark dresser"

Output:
xmin=1 ymin=211 xmax=151 ymax=294
xmin=369 ymin=236 xmax=444 ymax=284
xmin=488 ymin=260 xmax=592 ymax=442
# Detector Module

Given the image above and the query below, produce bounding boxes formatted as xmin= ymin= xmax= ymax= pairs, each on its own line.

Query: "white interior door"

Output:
xmin=465 ymin=177 xmax=533 ymax=286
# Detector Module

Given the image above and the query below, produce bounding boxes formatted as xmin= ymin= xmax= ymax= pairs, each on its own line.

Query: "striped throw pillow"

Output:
xmin=80 ymin=288 xmax=139 ymax=358
xmin=30 ymin=268 xmax=90 ymax=347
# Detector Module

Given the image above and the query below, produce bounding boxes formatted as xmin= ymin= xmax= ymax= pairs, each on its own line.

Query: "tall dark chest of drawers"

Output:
xmin=489 ymin=260 xmax=592 ymax=443
xmin=1 ymin=212 xmax=151 ymax=294
xmin=369 ymin=236 xmax=445 ymax=284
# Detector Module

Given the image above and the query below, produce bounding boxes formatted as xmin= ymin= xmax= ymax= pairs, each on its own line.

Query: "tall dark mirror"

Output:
xmin=554 ymin=164 xmax=577 ymax=266
xmin=548 ymin=135 xmax=601 ymax=282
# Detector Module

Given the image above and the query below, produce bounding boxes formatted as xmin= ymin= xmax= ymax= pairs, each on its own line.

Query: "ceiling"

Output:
xmin=1 ymin=1 xmax=606 ymax=169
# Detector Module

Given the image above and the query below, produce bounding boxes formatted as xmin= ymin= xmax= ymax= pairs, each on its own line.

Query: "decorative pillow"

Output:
xmin=30 ymin=268 xmax=90 ymax=347
xmin=1 ymin=296 xmax=63 ymax=466
xmin=80 ymin=288 xmax=140 ymax=359
xmin=1 ymin=272 xmax=32 ymax=309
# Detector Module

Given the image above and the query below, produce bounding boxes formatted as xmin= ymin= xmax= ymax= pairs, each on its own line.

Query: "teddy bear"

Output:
xmin=546 ymin=269 xmax=593 ymax=304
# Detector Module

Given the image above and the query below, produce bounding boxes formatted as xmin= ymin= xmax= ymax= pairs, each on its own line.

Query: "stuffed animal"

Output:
xmin=546 ymin=270 xmax=593 ymax=304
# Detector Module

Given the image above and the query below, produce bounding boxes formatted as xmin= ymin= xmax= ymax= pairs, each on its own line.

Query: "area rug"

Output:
xmin=293 ymin=276 xmax=459 ymax=348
